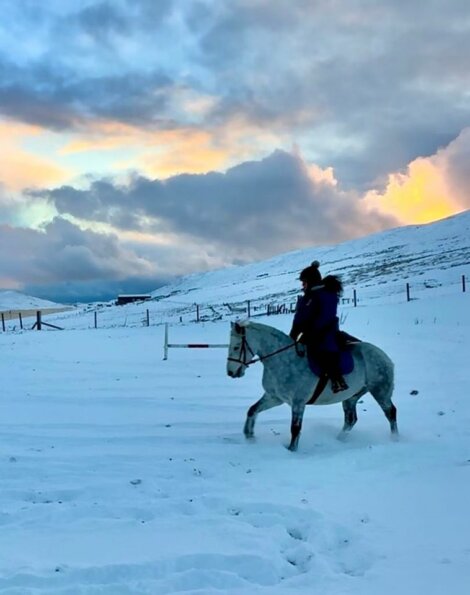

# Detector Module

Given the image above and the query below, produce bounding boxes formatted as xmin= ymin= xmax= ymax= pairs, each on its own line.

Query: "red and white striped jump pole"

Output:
xmin=163 ymin=323 xmax=229 ymax=360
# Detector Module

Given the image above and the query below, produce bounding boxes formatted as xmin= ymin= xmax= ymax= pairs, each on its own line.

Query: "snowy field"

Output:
xmin=0 ymin=294 xmax=469 ymax=594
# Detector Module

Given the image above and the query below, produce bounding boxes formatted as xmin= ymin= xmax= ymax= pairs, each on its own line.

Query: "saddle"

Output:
xmin=304 ymin=333 xmax=360 ymax=404
xmin=306 ymin=347 xmax=354 ymax=377
xmin=305 ymin=330 xmax=359 ymax=377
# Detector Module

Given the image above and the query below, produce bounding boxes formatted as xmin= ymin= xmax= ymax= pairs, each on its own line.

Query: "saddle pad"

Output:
xmin=307 ymin=348 xmax=354 ymax=377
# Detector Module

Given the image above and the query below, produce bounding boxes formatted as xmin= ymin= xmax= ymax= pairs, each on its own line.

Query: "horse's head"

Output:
xmin=226 ymin=321 xmax=251 ymax=378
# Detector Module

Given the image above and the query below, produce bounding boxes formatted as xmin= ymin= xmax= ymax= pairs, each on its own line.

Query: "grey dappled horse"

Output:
xmin=226 ymin=320 xmax=398 ymax=451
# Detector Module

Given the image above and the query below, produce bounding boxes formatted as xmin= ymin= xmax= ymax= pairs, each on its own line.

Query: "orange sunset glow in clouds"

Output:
xmin=0 ymin=0 xmax=469 ymax=302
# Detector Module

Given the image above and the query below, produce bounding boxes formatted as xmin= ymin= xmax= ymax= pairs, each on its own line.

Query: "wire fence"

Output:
xmin=1 ymin=274 xmax=467 ymax=333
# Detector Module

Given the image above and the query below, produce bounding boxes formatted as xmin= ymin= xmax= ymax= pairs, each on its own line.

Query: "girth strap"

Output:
xmin=307 ymin=374 xmax=329 ymax=405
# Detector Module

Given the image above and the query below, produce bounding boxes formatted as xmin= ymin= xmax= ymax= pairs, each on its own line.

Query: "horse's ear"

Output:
xmin=234 ymin=322 xmax=242 ymax=334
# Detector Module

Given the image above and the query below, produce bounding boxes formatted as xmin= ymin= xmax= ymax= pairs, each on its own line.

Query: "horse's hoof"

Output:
xmin=287 ymin=444 xmax=298 ymax=452
xmin=337 ymin=430 xmax=350 ymax=442
xmin=244 ymin=433 xmax=255 ymax=441
xmin=391 ymin=431 xmax=400 ymax=442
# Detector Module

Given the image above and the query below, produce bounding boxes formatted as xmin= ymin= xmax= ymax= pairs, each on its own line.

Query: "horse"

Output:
xmin=226 ymin=320 xmax=398 ymax=451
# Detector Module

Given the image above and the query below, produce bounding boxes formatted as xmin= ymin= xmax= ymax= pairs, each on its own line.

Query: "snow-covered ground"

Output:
xmin=1 ymin=293 xmax=469 ymax=594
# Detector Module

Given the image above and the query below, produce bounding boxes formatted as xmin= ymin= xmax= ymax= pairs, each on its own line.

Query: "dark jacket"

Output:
xmin=289 ymin=283 xmax=340 ymax=353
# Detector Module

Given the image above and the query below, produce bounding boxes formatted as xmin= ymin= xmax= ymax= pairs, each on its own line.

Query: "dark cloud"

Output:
xmin=75 ymin=2 xmax=130 ymax=40
xmin=1 ymin=1 xmax=469 ymax=188
xmin=0 ymin=86 xmax=78 ymax=131
xmin=438 ymin=128 xmax=470 ymax=209
xmin=194 ymin=0 xmax=470 ymax=188
xmin=0 ymin=2 xmax=175 ymax=129
xmin=0 ymin=56 xmax=173 ymax=130
xmin=0 ymin=217 xmax=154 ymax=286
xmin=36 ymin=150 xmax=399 ymax=260
xmin=124 ymin=0 xmax=175 ymax=27
xmin=331 ymin=125 xmax=458 ymax=190
xmin=0 ymin=185 xmax=20 ymax=224
xmin=0 ymin=212 xmax=231 ymax=300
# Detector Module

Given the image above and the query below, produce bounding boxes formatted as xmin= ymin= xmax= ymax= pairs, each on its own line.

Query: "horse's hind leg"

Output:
xmin=339 ymin=390 xmax=367 ymax=438
xmin=244 ymin=392 xmax=282 ymax=439
xmin=383 ymin=402 xmax=398 ymax=437
xmin=370 ymin=384 xmax=399 ymax=437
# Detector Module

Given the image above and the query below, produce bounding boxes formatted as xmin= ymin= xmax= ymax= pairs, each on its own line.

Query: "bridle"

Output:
xmin=227 ymin=324 xmax=303 ymax=370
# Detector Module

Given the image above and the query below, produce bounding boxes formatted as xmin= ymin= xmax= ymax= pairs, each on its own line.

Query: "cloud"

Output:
xmin=0 ymin=59 xmax=173 ymax=131
xmin=35 ymin=150 xmax=398 ymax=261
xmin=0 ymin=213 xmax=232 ymax=301
xmin=1 ymin=1 xmax=469 ymax=302
xmin=0 ymin=2 xmax=180 ymax=131
xmin=0 ymin=217 xmax=155 ymax=287
xmin=434 ymin=128 xmax=470 ymax=209
xmin=75 ymin=2 xmax=130 ymax=41
xmin=1 ymin=1 xmax=469 ymax=190
xmin=2 ymin=133 xmax=467 ymax=302
xmin=193 ymin=0 xmax=470 ymax=188
xmin=364 ymin=127 xmax=470 ymax=221
xmin=0 ymin=120 xmax=72 ymax=191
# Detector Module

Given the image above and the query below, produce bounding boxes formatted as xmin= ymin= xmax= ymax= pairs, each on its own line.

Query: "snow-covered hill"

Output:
xmin=3 ymin=212 xmax=468 ymax=331
xmin=0 ymin=290 xmax=65 ymax=313
xmin=150 ymin=209 xmax=470 ymax=307
xmin=35 ymin=210 xmax=469 ymax=330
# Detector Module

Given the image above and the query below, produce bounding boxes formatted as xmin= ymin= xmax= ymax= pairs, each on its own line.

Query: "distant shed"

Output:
xmin=116 ymin=294 xmax=152 ymax=306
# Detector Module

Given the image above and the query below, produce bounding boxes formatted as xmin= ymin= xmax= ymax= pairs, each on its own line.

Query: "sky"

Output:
xmin=0 ymin=0 xmax=469 ymax=303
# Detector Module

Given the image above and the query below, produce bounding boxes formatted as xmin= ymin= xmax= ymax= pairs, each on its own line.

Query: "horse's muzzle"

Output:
xmin=227 ymin=366 xmax=244 ymax=378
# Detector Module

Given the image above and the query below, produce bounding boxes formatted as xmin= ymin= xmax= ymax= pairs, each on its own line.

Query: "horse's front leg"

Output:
xmin=287 ymin=401 xmax=306 ymax=452
xmin=244 ymin=392 xmax=282 ymax=439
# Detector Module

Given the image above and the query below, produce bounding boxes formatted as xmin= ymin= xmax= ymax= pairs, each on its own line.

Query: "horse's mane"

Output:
xmin=242 ymin=320 xmax=290 ymax=342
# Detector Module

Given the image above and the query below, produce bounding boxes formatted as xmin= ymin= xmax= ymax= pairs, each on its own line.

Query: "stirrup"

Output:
xmin=331 ymin=378 xmax=348 ymax=393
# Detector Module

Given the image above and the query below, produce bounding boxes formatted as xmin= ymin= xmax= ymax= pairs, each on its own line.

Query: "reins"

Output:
xmin=227 ymin=326 xmax=304 ymax=368
xmin=247 ymin=341 xmax=299 ymax=365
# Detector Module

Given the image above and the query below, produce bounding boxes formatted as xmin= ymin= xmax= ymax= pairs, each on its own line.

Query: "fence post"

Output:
xmin=196 ymin=304 xmax=200 ymax=323
xmin=163 ymin=323 xmax=169 ymax=360
xmin=463 ymin=275 xmax=466 ymax=293
xmin=94 ymin=311 xmax=97 ymax=329
xmin=406 ymin=283 xmax=410 ymax=302
xmin=36 ymin=311 xmax=42 ymax=330
xmin=353 ymin=289 xmax=357 ymax=307
xmin=1 ymin=313 xmax=5 ymax=332
xmin=19 ymin=312 xmax=23 ymax=330
xmin=247 ymin=300 xmax=251 ymax=318
xmin=146 ymin=309 xmax=150 ymax=326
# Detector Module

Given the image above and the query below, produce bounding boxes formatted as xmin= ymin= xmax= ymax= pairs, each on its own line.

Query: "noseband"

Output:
xmin=227 ymin=325 xmax=257 ymax=368
xmin=227 ymin=325 xmax=303 ymax=369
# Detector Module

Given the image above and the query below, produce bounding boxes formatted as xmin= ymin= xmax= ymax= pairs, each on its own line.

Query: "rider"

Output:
xmin=289 ymin=261 xmax=349 ymax=393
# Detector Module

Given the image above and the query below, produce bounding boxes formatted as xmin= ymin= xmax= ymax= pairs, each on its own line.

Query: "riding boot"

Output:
xmin=331 ymin=376 xmax=349 ymax=393
xmin=328 ymin=352 xmax=349 ymax=393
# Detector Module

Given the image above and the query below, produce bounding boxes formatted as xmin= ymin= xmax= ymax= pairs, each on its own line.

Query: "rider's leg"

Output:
xmin=324 ymin=351 xmax=349 ymax=393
